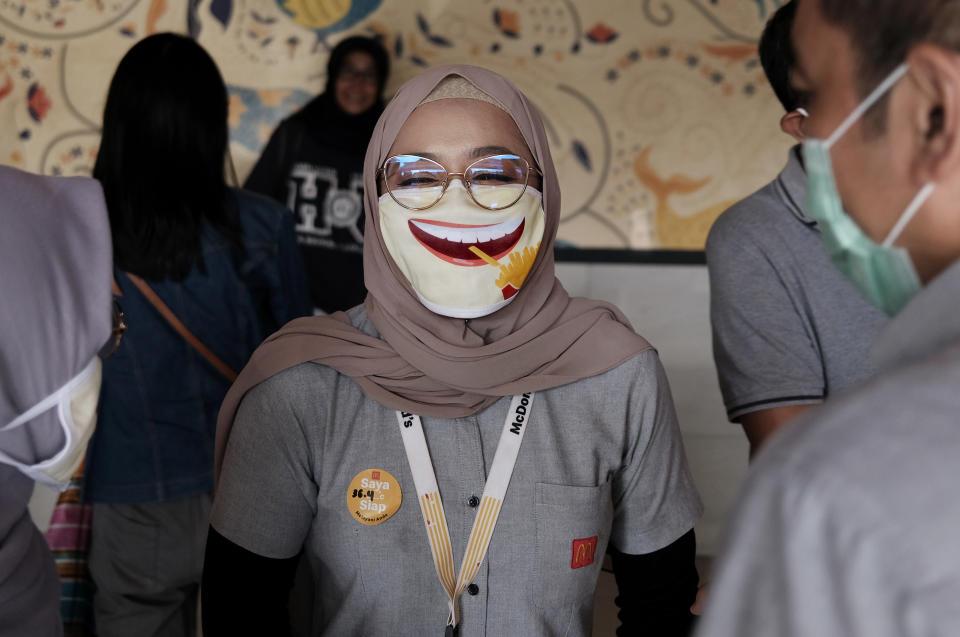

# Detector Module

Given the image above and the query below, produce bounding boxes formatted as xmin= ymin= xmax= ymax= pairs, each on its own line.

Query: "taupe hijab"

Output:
xmin=215 ymin=65 xmax=651 ymax=478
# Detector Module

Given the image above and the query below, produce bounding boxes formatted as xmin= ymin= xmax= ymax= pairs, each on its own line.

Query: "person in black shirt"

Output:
xmin=244 ymin=36 xmax=390 ymax=314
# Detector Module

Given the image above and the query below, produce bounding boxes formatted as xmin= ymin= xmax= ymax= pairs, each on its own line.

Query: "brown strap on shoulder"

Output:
xmin=123 ymin=272 xmax=239 ymax=382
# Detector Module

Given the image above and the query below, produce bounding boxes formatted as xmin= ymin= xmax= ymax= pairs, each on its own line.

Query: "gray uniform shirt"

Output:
xmin=212 ymin=305 xmax=702 ymax=636
xmin=0 ymin=411 xmax=64 ymax=637
xmin=695 ymin=258 xmax=960 ymax=637
xmin=707 ymin=147 xmax=887 ymax=420
xmin=0 ymin=467 xmax=61 ymax=637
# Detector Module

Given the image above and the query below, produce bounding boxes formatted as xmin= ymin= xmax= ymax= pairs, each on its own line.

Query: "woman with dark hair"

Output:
xmin=244 ymin=35 xmax=391 ymax=314
xmin=84 ymin=32 xmax=310 ymax=637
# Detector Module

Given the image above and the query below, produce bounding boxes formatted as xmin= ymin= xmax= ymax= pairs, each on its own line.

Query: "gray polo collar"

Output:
xmin=870 ymin=258 xmax=960 ymax=371
xmin=775 ymin=145 xmax=815 ymax=226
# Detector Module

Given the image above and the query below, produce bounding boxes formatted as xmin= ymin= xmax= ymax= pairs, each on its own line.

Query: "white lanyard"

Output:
xmin=396 ymin=392 xmax=534 ymax=632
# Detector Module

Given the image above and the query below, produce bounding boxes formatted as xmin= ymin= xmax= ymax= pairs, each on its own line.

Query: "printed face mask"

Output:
xmin=379 ymin=180 xmax=546 ymax=318
xmin=802 ymin=63 xmax=933 ymax=316
xmin=0 ymin=358 xmax=102 ymax=489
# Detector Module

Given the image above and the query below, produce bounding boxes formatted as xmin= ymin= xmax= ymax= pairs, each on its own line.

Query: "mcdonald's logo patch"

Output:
xmin=571 ymin=536 xmax=598 ymax=569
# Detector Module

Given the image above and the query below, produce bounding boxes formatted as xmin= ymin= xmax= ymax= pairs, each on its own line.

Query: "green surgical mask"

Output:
xmin=802 ymin=63 xmax=934 ymax=316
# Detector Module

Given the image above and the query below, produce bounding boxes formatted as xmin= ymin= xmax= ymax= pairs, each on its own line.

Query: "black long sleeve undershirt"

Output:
xmin=611 ymin=528 xmax=700 ymax=636
xmin=201 ymin=526 xmax=299 ymax=637
xmin=201 ymin=525 xmax=699 ymax=636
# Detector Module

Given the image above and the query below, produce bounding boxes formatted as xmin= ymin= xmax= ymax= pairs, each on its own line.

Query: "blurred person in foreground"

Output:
xmin=697 ymin=0 xmax=960 ymax=634
xmin=0 ymin=166 xmax=114 ymax=636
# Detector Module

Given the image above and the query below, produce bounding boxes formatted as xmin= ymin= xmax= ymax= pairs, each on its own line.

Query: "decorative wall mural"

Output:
xmin=0 ymin=0 xmax=182 ymax=180
xmin=1 ymin=0 xmax=793 ymax=250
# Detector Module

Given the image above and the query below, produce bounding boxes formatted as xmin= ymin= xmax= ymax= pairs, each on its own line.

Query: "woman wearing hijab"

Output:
xmin=244 ymin=36 xmax=391 ymax=315
xmin=0 ymin=166 xmax=114 ymax=637
xmin=204 ymin=65 xmax=702 ymax=636
xmin=81 ymin=33 xmax=310 ymax=637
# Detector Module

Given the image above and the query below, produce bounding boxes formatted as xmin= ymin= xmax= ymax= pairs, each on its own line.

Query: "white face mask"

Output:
xmin=379 ymin=180 xmax=546 ymax=318
xmin=0 ymin=358 xmax=102 ymax=490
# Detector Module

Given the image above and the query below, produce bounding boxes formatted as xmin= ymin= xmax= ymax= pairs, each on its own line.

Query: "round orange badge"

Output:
xmin=347 ymin=468 xmax=402 ymax=525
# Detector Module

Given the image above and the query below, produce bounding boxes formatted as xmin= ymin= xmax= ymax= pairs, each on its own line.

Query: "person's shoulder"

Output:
xmin=252 ymin=102 xmax=313 ymax=153
xmin=240 ymin=310 xmax=373 ymax=408
xmin=2 ymin=167 xmax=102 ymax=206
xmin=537 ymin=349 xmax=663 ymax=430
xmin=234 ymin=187 xmax=288 ymax=215
xmin=3 ymin=169 xmax=108 ymax=245
xmin=273 ymin=107 xmax=307 ymax=131
xmin=279 ymin=95 xmax=323 ymax=129
xmin=570 ymin=348 xmax=661 ymax=392
xmin=706 ymin=170 xmax=801 ymax=254
xmin=752 ymin=344 xmax=960 ymax=504
xmin=243 ymin=358 xmax=342 ymax=415
xmin=233 ymin=187 xmax=292 ymax=235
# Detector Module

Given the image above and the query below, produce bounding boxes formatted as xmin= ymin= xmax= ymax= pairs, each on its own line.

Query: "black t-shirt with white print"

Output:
xmin=244 ymin=93 xmax=380 ymax=314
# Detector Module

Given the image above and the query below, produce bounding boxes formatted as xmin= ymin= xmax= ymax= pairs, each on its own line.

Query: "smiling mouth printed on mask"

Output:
xmin=407 ymin=216 xmax=526 ymax=266
xmin=377 ymin=179 xmax=545 ymax=317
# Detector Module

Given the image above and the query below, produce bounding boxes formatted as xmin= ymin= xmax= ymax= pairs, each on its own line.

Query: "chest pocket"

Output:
xmin=534 ymin=481 xmax=613 ymax=615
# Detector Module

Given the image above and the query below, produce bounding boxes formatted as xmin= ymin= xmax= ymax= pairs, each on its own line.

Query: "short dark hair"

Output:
xmin=94 ymin=33 xmax=243 ymax=280
xmin=818 ymin=0 xmax=960 ymax=97
xmin=759 ymin=0 xmax=801 ymax=112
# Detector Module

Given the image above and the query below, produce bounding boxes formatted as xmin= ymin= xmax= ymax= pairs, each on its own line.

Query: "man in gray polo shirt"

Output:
xmin=707 ymin=0 xmax=886 ymax=456
xmin=697 ymin=0 xmax=960 ymax=634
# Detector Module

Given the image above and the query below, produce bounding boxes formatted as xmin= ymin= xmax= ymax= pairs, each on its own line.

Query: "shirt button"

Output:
xmin=467 ymin=583 xmax=480 ymax=596
xmin=467 ymin=495 xmax=480 ymax=507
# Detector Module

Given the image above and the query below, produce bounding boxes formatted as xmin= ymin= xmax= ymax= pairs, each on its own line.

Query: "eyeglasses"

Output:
xmin=339 ymin=67 xmax=378 ymax=84
xmin=97 ymin=300 xmax=126 ymax=359
xmin=378 ymin=154 xmax=542 ymax=211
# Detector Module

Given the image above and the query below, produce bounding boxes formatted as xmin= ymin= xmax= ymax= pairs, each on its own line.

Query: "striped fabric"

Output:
xmin=455 ymin=495 xmax=502 ymax=592
xmin=418 ymin=491 xmax=504 ymax=626
xmin=44 ymin=463 xmax=95 ymax=637
xmin=420 ymin=492 xmax=456 ymax=597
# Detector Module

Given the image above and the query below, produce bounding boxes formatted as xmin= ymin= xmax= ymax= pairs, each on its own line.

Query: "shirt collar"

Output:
xmin=870 ymin=258 xmax=960 ymax=371
xmin=775 ymin=145 xmax=815 ymax=226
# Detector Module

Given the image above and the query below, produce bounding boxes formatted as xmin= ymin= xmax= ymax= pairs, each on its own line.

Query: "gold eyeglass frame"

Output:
xmin=377 ymin=153 xmax=543 ymax=212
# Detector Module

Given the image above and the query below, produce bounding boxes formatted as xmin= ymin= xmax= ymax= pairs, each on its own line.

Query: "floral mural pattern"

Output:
xmin=1 ymin=0 xmax=792 ymax=249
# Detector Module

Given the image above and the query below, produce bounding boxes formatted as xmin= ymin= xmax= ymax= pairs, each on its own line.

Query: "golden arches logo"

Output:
xmin=571 ymin=536 xmax=598 ymax=569
xmin=575 ymin=543 xmax=589 ymax=563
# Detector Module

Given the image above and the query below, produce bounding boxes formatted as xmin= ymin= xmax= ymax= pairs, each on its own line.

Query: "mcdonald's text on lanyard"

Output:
xmin=396 ymin=392 xmax=535 ymax=635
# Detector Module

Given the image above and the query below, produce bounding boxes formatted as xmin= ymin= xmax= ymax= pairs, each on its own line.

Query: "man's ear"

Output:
xmin=780 ymin=109 xmax=807 ymax=142
xmin=905 ymin=44 xmax=960 ymax=186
